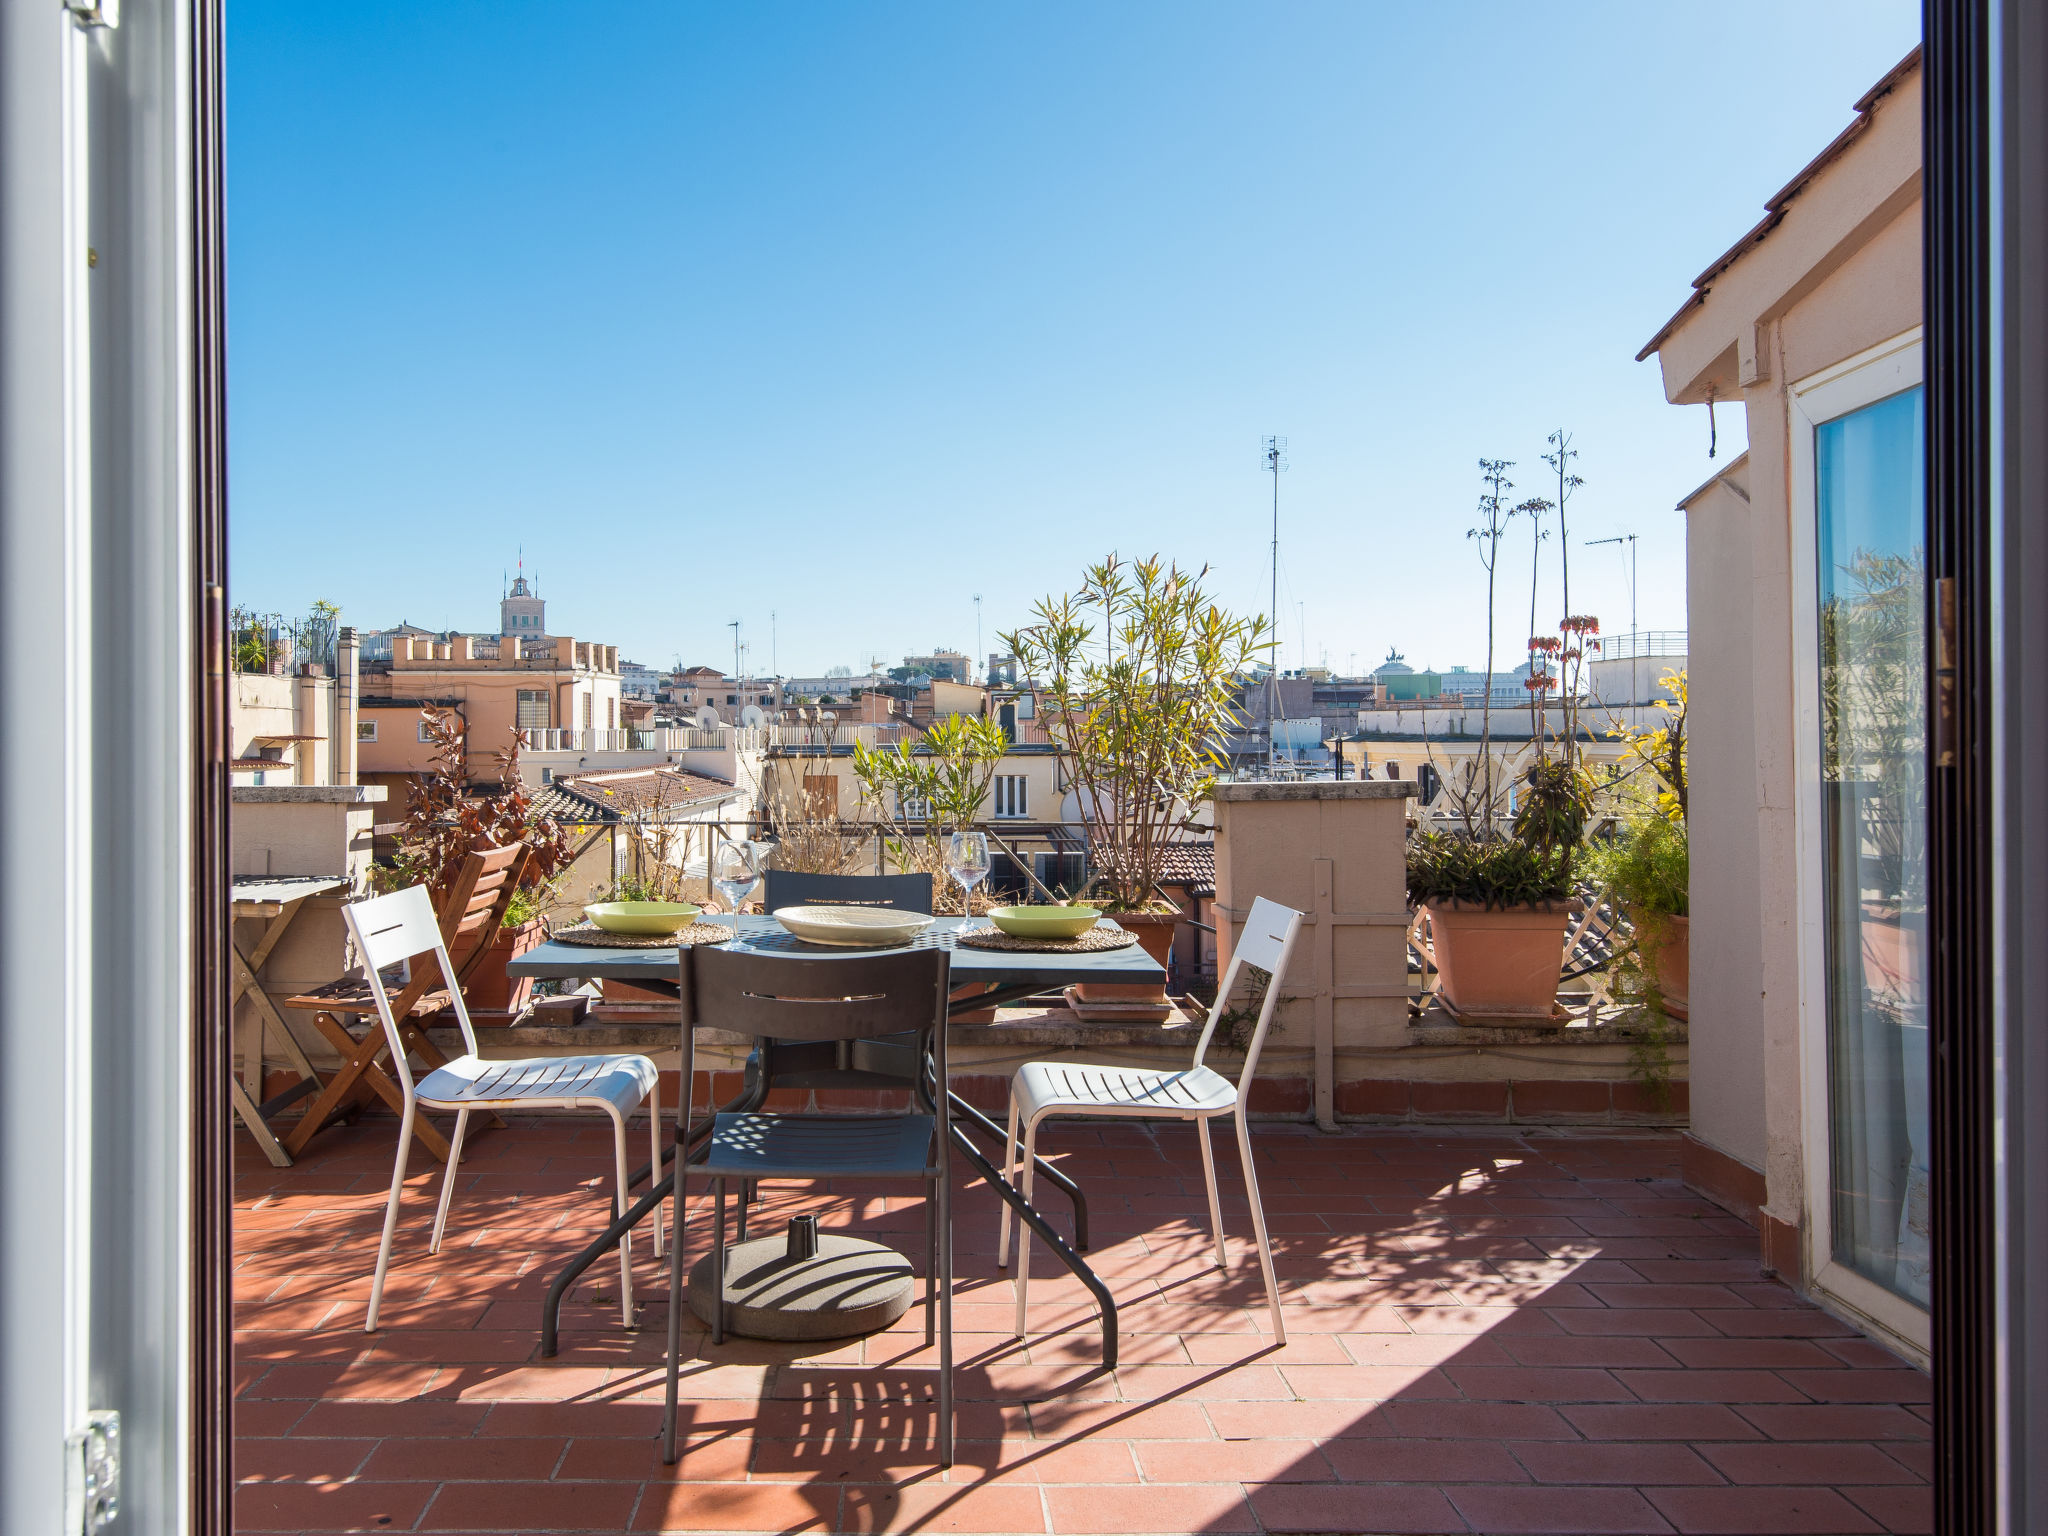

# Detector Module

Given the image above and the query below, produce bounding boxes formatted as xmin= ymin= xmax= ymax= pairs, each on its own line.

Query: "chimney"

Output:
xmin=336 ymin=626 xmax=359 ymax=785
xmin=293 ymin=671 xmax=320 ymax=785
xmin=453 ymin=636 xmax=474 ymax=663
xmin=555 ymin=635 xmax=576 ymax=666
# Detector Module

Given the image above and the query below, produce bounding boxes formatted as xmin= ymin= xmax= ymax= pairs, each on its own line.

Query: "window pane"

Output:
xmin=1814 ymin=383 xmax=1928 ymax=1307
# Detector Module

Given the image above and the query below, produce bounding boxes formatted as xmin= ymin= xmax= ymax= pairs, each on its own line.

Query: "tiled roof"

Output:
xmin=1091 ymin=839 xmax=1216 ymax=898
xmin=535 ymin=766 xmax=742 ymax=826
xmin=528 ymin=783 xmax=617 ymax=825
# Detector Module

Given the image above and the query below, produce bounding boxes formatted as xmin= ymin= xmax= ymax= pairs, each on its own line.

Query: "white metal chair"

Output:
xmin=343 ymin=884 xmax=664 ymax=1332
xmin=999 ymin=895 xmax=1305 ymax=1342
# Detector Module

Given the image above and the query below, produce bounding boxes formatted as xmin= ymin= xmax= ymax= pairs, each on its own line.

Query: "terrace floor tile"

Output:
xmin=234 ymin=1117 xmax=1930 ymax=1532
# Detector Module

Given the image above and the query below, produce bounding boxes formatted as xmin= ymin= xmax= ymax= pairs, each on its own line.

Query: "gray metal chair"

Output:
xmin=761 ymin=869 xmax=934 ymax=914
xmin=661 ymin=943 xmax=956 ymax=1466
xmin=742 ymin=870 xmax=936 ymax=1227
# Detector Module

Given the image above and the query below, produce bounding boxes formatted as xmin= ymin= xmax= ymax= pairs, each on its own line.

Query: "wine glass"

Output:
xmin=711 ymin=841 xmax=760 ymax=944
xmin=946 ymin=831 xmax=991 ymax=923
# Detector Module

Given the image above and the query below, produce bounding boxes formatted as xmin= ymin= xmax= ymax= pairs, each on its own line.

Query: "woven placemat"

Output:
xmin=953 ymin=923 xmax=1138 ymax=954
xmin=550 ymin=921 xmax=738 ymax=950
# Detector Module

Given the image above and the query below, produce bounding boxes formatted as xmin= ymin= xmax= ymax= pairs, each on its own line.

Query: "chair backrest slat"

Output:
xmin=446 ymin=843 xmax=531 ymax=987
xmin=761 ymin=870 xmax=934 ymax=915
xmin=1192 ymin=896 xmax=1305 ymax=1081
xmin=343 ymin=883 xmax=481 ymax=1097
xmin=342 ymin=848 xmax=526 ymax=1088
xmin=690 ymin=944 xmax=950 ymax=1043
xmin=351 ymin=884 xmax=445 ymax=972
xmin=1231 ymin=896 xmax=1296 ymax=975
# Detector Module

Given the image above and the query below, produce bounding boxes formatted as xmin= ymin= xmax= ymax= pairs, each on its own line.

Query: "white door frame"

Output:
xmin=1 ymin=3 xmax=207 ymax=1531
xmin=1786 ymin=326 xmax=1932 ymax=1364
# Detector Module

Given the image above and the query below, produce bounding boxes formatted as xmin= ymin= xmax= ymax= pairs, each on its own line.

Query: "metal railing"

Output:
xmin=1595 ymin=630 xmax=1687 ymax=662
xmin=518 ymin=723 xmax=914 ymax=756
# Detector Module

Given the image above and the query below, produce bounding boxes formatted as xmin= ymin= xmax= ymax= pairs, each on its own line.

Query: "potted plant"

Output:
xmin=1591 ymin=667 xmax=1690 ymax=1019
xmin=381 ymin=707 xmax=570 ymax=1022
xmin=1004 ymin=554 xmax=1270 ymax=1020
xmin=1409 ymin=457 xmax=1596 ymax=1024
xmin=1409 ymin=758 xmax=1588 ymax=1023
xmin=851 ymin=712 xmax=1007 ymax=909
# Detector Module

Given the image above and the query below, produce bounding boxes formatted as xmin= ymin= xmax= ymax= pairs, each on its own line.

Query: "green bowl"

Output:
xmin=988 ymin=905 xmax=1103 ymax=940
xmin=583 ymin=901 xmax=702 ymax=936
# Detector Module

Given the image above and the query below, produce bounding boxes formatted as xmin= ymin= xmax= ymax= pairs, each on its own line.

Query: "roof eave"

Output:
xmin=1635 ymin=45 xmax=1922 ymax=364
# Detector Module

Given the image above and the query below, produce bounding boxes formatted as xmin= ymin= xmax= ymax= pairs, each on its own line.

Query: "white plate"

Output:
xmin=771 ymin=905 xmax=936 ymax=948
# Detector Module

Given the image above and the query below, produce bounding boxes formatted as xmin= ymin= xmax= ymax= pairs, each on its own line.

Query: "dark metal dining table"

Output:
xmin=507 ymin=914 xmax=1166 ymax=1365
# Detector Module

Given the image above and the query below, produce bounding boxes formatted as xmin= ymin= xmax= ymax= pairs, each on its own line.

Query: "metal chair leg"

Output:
xmin=610 ymin=1107 xmax=637 ymax=1328
xmin=996 ymin=1092 xmax=1020 ymax=1268
xmin=924 ymin=1175 xmax=937 ymax=1348
xmin=648 ymin=1080 xmax=665 ymax=1258
xmin=1234 ymin=1108 xmax=1286 ymax=1344
xmin=937 ymin=1151 xmax=954 ymax=1467
xmin=1195 ymin=1115 xmax=1227 ymax=1269
xmin=429 ymin=1106 xmax=470 ymax=1254
xmin=711 ymin=1177 xmax=727 ymax=1347
xmin=366 ymin=1101 xmax=416 ymax=1333
xmin=660 ymin=1166 xmax=690 ymax=1465
xmin=1012 ymin=1118 xmax=1040 ymax=1338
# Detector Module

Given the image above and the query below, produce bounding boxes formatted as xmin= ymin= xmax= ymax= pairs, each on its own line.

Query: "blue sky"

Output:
xmin=227 ymin=2 xmax=1921 ymax=678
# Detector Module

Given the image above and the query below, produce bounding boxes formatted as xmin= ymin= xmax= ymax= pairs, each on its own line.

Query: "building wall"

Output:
xmin=357 ymin=637 xmax=622 ymax=780
xmin=233 ymin=670 xmax=336 ymax=785
xmin=1648 ymin=55 xmax=1922 ymax=1318
xmin=766 ymin=746 xmax=1065 ymax=830
xmin=1583 ymin=654 xmax=1688 ymax=708
xmin=1682 ymin=464 xmax=1769 ymax=1180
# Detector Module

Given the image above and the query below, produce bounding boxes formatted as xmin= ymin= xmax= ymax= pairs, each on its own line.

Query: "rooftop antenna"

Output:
xmin=1263 ymin=435 xmax=1289 ymax=763
xmin=771 ymin=610 xmax=778 ymax=679
xmin=974 ymin=593 xmax=983 ymax=684
xmin=728 ymin=619 xmax=742 ymax=689
xmin=1588 ymin=533 xmax=1639 ymax=707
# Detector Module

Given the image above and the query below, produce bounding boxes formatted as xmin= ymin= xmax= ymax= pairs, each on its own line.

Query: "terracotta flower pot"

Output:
xmin=1068 ymin=909 xmax=1178 ymax=1023
xmin=1651 ymin=914 xmax=1690 ymax=1021
xmin=462 ymin=917 xmax=545 ymax=1024
xmin=1423 ymin=900 xmax=1571 ymax=1025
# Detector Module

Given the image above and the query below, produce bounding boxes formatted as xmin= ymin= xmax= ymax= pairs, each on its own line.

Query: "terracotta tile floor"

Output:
xmin=235 ymin=1116 xmax=1930 ymax=1534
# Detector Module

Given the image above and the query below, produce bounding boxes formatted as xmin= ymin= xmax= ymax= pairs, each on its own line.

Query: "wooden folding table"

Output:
xmin=229 ymin=875 xmax=348 ymax=1167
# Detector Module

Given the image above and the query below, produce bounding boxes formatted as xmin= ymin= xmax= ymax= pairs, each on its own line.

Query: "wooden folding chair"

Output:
xmin=282 ymin=843 xmax=530 ymax=1161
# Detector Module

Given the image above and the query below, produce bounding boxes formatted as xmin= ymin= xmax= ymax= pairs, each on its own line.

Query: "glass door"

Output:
xmin=1813 ymin=383 xmax=1929 ymax=1307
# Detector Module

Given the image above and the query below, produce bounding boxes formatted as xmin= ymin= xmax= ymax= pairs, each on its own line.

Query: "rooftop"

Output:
xmin=533 ymin=767 xmax=741 ymax=825
xmin=235 ymin=1118 xmax=1928 ymax=1535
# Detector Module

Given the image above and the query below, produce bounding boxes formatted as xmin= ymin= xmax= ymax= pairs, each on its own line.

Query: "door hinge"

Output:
xmin=1934 ymin=575 xmax=1959 ymax=769
xmin=64 ymin=1410 xmax=120 ymax=1535
xmin=63 ymin=0 xmax=120 ymax=27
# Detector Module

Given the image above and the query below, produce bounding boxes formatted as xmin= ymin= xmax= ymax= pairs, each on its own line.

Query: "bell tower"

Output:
xmin=500 ymin=563 xmax=545 ymax=638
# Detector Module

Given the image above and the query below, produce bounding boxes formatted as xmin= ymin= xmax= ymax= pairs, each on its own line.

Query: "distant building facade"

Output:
xmin=500 ymin=572 xmax=546 ymax=638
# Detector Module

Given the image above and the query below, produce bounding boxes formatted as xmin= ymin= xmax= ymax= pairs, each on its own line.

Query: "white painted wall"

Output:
xmin=1681 ymin=465 xmax=1769 ymax=1176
